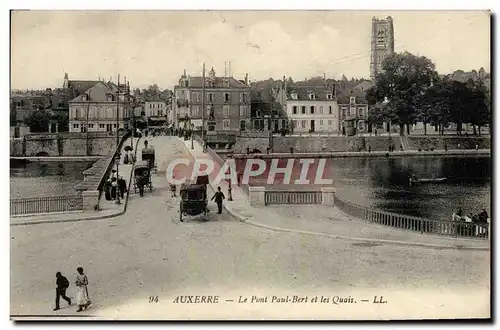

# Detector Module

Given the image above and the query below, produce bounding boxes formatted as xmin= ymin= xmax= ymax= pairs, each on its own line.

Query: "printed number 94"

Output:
xmin=149 ymin=296 xmax=159 ymax=303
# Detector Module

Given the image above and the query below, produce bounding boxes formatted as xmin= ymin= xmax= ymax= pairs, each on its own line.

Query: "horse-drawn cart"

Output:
xmin=179 ymin=175 xmax=209 ymax=222
xmin=141 ymin=147 xmax=156 ymax=170
xmin=133 ymin=161 xmax=153 ymax=197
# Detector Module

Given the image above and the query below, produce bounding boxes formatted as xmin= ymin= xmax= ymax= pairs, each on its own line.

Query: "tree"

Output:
xmin=10 ymin=100 xmax=17 ymax=126
xmin=418 ymin=76 xmax=452 ymax=135
xmin=24 ymin=109 xmax=51 ymax=132
xmin=52 ymin=113 xmax=69 ymax=132
xmin=366 ymin=52 xmax=438 ymax=135
xmin=465 ymin=79 xmax=490 ymax=135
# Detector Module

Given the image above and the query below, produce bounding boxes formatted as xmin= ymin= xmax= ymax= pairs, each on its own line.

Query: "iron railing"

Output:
xmin=10 ymin=195 xmax=83 ymax=216
xmin=265 ymin=191 xmax=323 ymax=205
xmin=335 ymin=195 xmax=489 ymax=239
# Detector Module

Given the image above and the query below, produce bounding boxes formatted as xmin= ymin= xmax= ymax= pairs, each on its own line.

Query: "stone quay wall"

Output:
xmin=232 ymin=135 xmax=491 ymax=153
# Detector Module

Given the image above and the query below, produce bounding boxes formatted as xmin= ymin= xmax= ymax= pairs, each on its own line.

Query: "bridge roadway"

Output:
xmin=10 ymin=136 xmax=490 ymax=319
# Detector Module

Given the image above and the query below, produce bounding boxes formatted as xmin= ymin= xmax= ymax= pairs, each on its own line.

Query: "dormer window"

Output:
xmin=350 ymin=96 xmax=356 ymax=104
xmin=82 ymin=94 xmax=89 ymax=101
xmin=326 ymin=93 xmax=333 ymax=100
xmin=107 ymin=94 xmax=114 ymax=102
xmin=290 ymin=91 xmax=298 ymax=100
xmin=308 ymin=92 xmax=315 ymax=100
xmin=222 ymin=78 xmax=230 ymax=88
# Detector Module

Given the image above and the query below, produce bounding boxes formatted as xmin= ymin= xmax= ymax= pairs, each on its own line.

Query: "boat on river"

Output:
xmin=409 ymin=177 xmax=447 ymax=184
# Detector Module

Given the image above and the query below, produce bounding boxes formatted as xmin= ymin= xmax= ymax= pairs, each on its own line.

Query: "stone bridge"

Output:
xmin=10 ymin=133 xmax=121 ymax=157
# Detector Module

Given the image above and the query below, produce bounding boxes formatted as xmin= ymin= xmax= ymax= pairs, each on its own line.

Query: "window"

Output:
xmin=223 ymin=105 xmax=230 ymax=117
xmin=191 ymin=105 xmax=200 ymax=117
xmin=358 ymin=121 xmax=365 ymax=130
xmin=240 ymin=120 xmax=246 ymax=131
xmin=223 ymin=119 xmax=230 ymax=130
xmin=319 ymin=106 xmax=323 ymax=114
xmin=208 ymin=124 xmax=215 ymax=131
xmin=99 ymin=124 xmax=105 ymax=128
xmin=291 ymin=92 xmax=298 ymax=100
xmin=342 ymin=108 xmax=347 ymax=117
xmin=257 ymin=92 xmax=262 ymax=98
xmin=358 ymin=108 xmax=364 ymax=118
xmin=207 ymin=93 xmax=213 ymax=102
xmin=350 ymin=96 xmax=356 ymax=104
xmin=329 ymin=106 xmax=332 ymax=114
xmin=192 ymin=92 xmax=200 ymax=102
xmin=320 ymin=120 xmax=324 ymax=125
xmin=326 ymin=93 xmax=332 ymax=100
xmin=224 ymin=93 xmax=230 ymax=102
xmin=113 ymin=124 xmax=117 ymax=128
xmin=73 ymin=123 xmax=79 ymax=129
xmin=74 ymin=108 xmax=80 ymax=119
xmin=89 ymin=124 xmax=94 ymax=128
xmin=292 ymin=106 xmax=297 ymax=114
xmin=301 ymin=120 xmax=307 ymax=128
xmin=310 ymin=106 xmax=315 ymax=114
xmin=328 ymin=120 xmax=332 ymax=126
xmin=239 ymin=105 xmax=246 ymax=117
xmin=301 ymin=106 xmax=306 ymax=114
xmin=240 ymin=93 xmax=247 ymax=103
xmin=309 ymin=93 xmax=315 ymax=100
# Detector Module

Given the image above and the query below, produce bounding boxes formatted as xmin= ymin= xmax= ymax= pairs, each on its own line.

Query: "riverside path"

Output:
xmin=10 ymin=136 xmax=490 ymax=320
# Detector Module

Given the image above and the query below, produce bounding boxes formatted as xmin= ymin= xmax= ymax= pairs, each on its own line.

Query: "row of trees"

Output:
xmin=366 ymin=52 xmax=491 ymax=136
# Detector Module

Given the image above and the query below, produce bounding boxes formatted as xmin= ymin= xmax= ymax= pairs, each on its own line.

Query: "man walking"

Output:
xmin=118 ymin=175 xmax=127 ymax=199
xmin=54 ymin=272 xmax=71 ymax=311
xmin=211 ymin=186 xmax=226 ymax=214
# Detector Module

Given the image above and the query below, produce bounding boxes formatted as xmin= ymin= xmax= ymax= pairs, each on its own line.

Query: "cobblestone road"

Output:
xmin=10 ymin=136 xmax=490 ymax=319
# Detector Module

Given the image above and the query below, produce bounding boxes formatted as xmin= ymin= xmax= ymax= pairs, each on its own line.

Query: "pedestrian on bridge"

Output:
xmin=75 ymin=267 xmax=91 ymax=312
xmin=53 ymin=272 xmax=71 ymax=311
xmin=211 ymin=186 xmax=226 ymax=214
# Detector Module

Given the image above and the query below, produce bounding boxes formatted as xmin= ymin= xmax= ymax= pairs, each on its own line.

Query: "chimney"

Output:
xmin=245 ymin=73 xmax=248 ymax=85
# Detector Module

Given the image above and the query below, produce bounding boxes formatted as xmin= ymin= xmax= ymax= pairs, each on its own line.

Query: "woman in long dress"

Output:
xmin=75 ymin=267 xmax=91 ymax=312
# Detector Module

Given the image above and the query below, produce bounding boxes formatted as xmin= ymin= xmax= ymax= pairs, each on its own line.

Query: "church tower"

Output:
xmin=370 ymin=16 xmax=395 ymax=81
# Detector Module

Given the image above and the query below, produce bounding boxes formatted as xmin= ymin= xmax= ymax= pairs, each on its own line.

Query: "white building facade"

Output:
xmin=285 ymin=87 xmax=340 ymax=133
xmin=68 ymin=81 xmax=131 ymax=133
xmin=145 ymin=101 xmax=166 ymax=117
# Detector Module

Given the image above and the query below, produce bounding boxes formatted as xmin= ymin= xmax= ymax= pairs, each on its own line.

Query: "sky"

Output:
xmin=10 ymin=10 xmax=491 ymax=90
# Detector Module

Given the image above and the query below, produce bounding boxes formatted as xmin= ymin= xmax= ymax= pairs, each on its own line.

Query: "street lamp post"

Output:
xmin=114 ymin=155 xmax=121 ymax=204
xmin=191 ymin=123 xmax=195 ymax=149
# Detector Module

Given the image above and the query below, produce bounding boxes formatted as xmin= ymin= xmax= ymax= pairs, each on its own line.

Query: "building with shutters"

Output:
xmin=276 ymin=79 xmax=339 ymax=133
xmin=68 ymin=81 xmax=132 ymax=133
xmin=173 ymin=67 xmax=251 ymax=134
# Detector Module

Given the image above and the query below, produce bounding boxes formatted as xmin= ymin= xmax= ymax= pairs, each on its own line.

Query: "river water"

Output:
xmin=10 ymin=156 xmax=491 ymax=223
xmin=232 ymin=155 xmax=491 ymax=222
xmin=10 ymin=160 xmax=96 ymax=199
